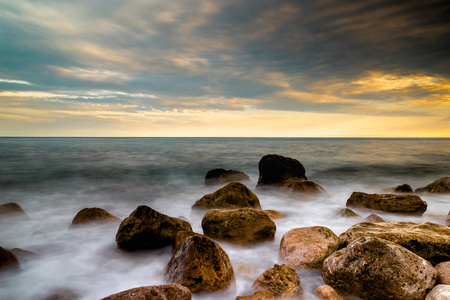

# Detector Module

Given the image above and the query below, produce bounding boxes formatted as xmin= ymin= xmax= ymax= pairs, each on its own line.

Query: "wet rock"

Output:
xmin=364 ymin=213 xmax=385 ymax=222
xmin=435 ymin=262 xmax=450 ymax=284
xmin=264 ymin=210 xmax=284 ymax=220
xmin=235 ymin=290 xmax=276 ymax=299
xmin=425 ymin=285 xmax=450 ymax=300
xmin=172 ymin=230 xmax=202 ymax=254
xmin=322 ymin=236 xmax=437 ymax=300
xmin=393 ymin=183 xmax=413 ymax=193
xmin=280 ymin=178 xmax=327 ymax=196
xmin=339 ymin=221 xmax=450 ymax=265
xmin=202 ymin=208 xmax=276 ymax=245
xmin=193 ymin=182 xmax=261 ymax=210
xmin=256 ymin=154 xmax=306 ymax=188
xmin=116 ymin=205 xmax=192 ymax=251
xmin=336 ymin=208 xmax=360 ymax=219
xmin=346 ymin=192 xmax=427 ymax=215
xmin=416 ymin=176 xmax=450 ymax=194
xmin=70 ymin=207 xmax=120 ymax=227
xmin=314 ymin=285 xmax=343 ymax=300
xmin=0 ymin=246 xmax=20 ymax=271
xmin=280 ymin=226 xmax=339 ymax=269
xmin=0 ymin=202 xmax=29 ymax=220
xmin=205 ymin=168 xmax=250 ymax=186
xmin=166 ymin=234 xmax=234 ymax=293
xmin=252 ymin=264 xmax=303 ymax=299
xmin=101 ymin=283 xmax=191 ymax=300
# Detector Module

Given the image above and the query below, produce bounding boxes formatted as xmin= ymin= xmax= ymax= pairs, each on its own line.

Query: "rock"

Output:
xmin=364 ymin=213 xmax=385 ymax=222
xmin=336 ymin=208 xmax=360 ymax=219
xmin=314 ymin=285 xmax=343 ymax=300
xmin=280 ymin=226 xmax=339 ymax=269
xmin=205 ymin=168 xmax=250 ymax=186
xmin=235 ymin=290 xmax=276 ymax=299
xmin=425 ymin=285 xmax=450 ymax=300
xmin=0 ymin=202 xmax=28 ymax=220
xmin=416 ymin=176 xmax=450 ymax=194
xmin=256 ymin=154 xmax=307 ymax=188
xmin=435 ymin=262 xmax=450 ymax=284
xmin=202 ymin=208 xmax=276 ymax=245
xmin=101 ymin=283 xmax=191 ymax=300
xmin=172 ymin=231 xmax=202 ymax=254
xmin=38 ymin=290 xmax=78 ymax=300
xmin=346 ymin=192 xmax=427 ymax=215
xmin=252 ymin=264 xmax=303 ymax=299
xmin=166 ymin=234 xmax=234 ymax=293
xmin=280 ymin=178 xmax=327 ymax=196
xmin=192 ymin=182 xmax=261 ymax=210
xmin=10 ymin=248 xmax=37 ymax=263
xmin=393 ymin=184 xmax=413 ymax=193
xmin=264 ymin=210 xmax=284 ymax=220
xmin=0 ymin=246 xmax=20 ymax=271
xmin=70 ymin=207 xmax=120 ymax=227
xmin=116 ymin=205 xmax=192 ymax=251
xmin=322 ymin=236 xmax=436 ymax=300
xmin=339 ymin=221 xmax=450 ymax=265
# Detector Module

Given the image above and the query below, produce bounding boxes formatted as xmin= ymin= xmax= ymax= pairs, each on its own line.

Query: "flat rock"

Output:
xmin=339 ymin=221 xmax=450 ymax=265
xmin=256 ymin=154 xmax=306 ymax=188
xmin=252 ymin=264 xmax=303 ymax=299
xmin=0 ymin=246 xmax=20 ymax=271
xmin=71 ymin=207 xmax=120 ymax=227
xmin=101 ymin=283 xmax=191 ymax=300
xmin=346 ymin=192 xmax=427 ymax=215
xmin=416 ymin=176 xmax=450 ymax=194
xmin=314 ymin=285 xmax=344 ymax=300
xmin=280 ymin=226 xmax=339 ymax=269
xmin=0 ymin=202 xmax=29 ymax=220
xmin=425 ymin=285 xmax=450 ymax=300
xmin=280 ymin=178 xmax=327 ymax=196
xmin=322 ymin=236 xmax=437 ymax=300
xmin=435 ymin=262 xmax=450 ymax=284
xmin=205 ymin=168 xmax=250 ymax=186
xmin=202 ymin=208 xmax=276 ymax=245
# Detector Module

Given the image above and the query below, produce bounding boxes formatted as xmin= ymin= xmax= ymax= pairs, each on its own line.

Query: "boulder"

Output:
xmin=0 ymin=202 xmax=28 ymax=220
xmin=280 ymin=178 xmax=327 ymax=196
xmin=166 ymin=234 xmax=234 ymax=293
xmin=235 ymin=290 xmax=276 ymax=299
xmin=205 ymin=168 xmax=250 ymax=186
xmin=0 ymin=246 xmax=20 ymax=271
xmin=192 ymin=182 xmax=261 ymax=210
xmin=346 ymin=192 xmax=427 ymax=215
xmin=339 ymin=221 xmax=450 ymax=265
xmin=314 ymin=285 xmax=343 ymax=300
xmin=116 ymin=205 xmax=192 ymax=251
xmin=322 ymin=236 xmax=437 ymax=300
xmin=364 ymin=213 xmax=385 ymax=222
xmin=393 ymin=184 xmax=413 ymax=193
xmin=252 ymin=264 xmax=303 ymax=299
xmin=101 ymin=283 xmax=191 ymax=300
xmin=280 ymin=226 xmax=339 ymax=269
xmin=435 ymin=262 xmax=450 ymax=284
xmin=425 ymin=285 xmax=450 ymax=300
xmin=336 ymin=208 xmax=360 ymax=219
xmin=256 ymin=154 xmax=307 ymax=188
xmin=70 ymin=207 xmax=120 ymax=227
xmin=172 ymin=230 xmax=202 ymax=254
xmin=416 ymin=176 xmax=450 ymax=194
xmin=202 ymin=208 xmax=276 ymax=245
xmin=263 ymin=210 xmax=284 ymax=220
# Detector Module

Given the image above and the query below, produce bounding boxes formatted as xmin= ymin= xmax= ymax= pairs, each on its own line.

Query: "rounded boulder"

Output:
xmin=71 ymin=207 xmax=120 ymax=227
xmin=256 ymin=154 xmax=307 ymax=188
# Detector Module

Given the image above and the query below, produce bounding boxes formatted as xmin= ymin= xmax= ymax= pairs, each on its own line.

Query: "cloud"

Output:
xmin=0 ymin=78 xmax=32 ymax=85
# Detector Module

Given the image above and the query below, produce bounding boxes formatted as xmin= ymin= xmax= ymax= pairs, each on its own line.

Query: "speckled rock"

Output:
xmin=314 ymin=285 xmax=343 ymax=300
xmin=256 ymin=154 xmax=306 ymax=188
xmin=252 ymin=264 xmax=302 ymax=299
xmin=0 ymin=202 xmax=28 ymax=220
xmin=0 ymin=246 xmax=20 ymax=271
xmin=101 ymin=283 xmax=191 ymax=300
xmin=425 ymin=285 xmax=450 ymax=300
xmin=416 ymin=176 xmax=450 ymax=194
xmin=435 ymin=262 xmax=450 ymax=284
xmin=205 ymin=169 xmax=250 ymax=186
xmin=71 ymin=207 xmax=119 ymax=227
xmin=346 ymin=192 xmax=427 ymax=215
xmin=364 ymin=213 xmax=385 ymax=222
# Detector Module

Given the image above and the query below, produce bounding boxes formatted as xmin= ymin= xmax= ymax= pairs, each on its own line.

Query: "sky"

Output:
xmin=0 ymin=0 xmax=449 ymax=137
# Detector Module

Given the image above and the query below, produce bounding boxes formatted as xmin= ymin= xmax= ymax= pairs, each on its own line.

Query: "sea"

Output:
xmin=0 ymin=137 xmax=449 ymax=299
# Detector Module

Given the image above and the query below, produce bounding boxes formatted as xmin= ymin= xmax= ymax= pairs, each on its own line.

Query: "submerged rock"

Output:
xmin=101 ymin=283 xmax=191 ymax=300
xmin=346 ymin=192 xmax=427 ymax=215
xmin=38 ymin=289 xmax=78 ymax=300
xmin=280 ymin=178 xmax=327 ymax=196
xmin=393 ymin=183 xmax=413 ymax=193
xmin=202 ymin=208 xmax=276 ymax=245
xmin=280 ymin=226 xmax=339 ymax=269
xmin=256 ymin=154 xmax=306 ymax=188
xmin=415 ymin=176 xmax=450 ymax=194
xmin=0 ymin=202 xmax=28 ymax=221
xmin=339 ymin=221 xmax=450 ymax=264
xmin=364 ymin=213 xmax=385 ymax=222
xmin=205 ymin=168 xmax=250 ymax=186
xmin=425 ymin=285 xmax=450 ymax=300
xmin=116 ymin=205 xmax=192 ymax=251
xmin=0 ymin=246 xmax=20 ymax=271
xmin=70 ymin=207 xmax=119 ymax=227
xmin=314 ymin=285 xmax=343 ymax=300
xmin=336 ymin=208 xmax=360 ymax=219
xmin=263 ymin=210 xmax=284 ymax=220
xmin=252 ymin=264 xmax=303 ymax=299
xmin=435 ymin=262 xmax=450 ymax=284
xmin=193 ymin=182 xmax=261 ymax=210
xmin=322 ymin=236 xmax=436 ymax=300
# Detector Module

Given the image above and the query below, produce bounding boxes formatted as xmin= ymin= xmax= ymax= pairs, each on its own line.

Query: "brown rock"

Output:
xmin=71 ymin=207 xmax=120 ymax=227
xmin=336 ymin=208 xmax=360 ymax=219
xmin=364 ymin=213 xmax=385 ymax=222
xmin=280 ymin=226 xmax=339 ymax=269
xmin=193 ymin=182 xmax=261 ymax=210
xmin=314 ymin=285 xmax=343 ymax=300
xmin=205 ymin=168 xmax=250 ymax=186
xmin=256 ymin=154 xmax=307 ymax=188
xmin=393 ymin=183 xmax=413 ymax=193
xmin=0 ymin=202 xmax=28 ymax=220
xmin=202 ymin=208 xmax=276 ymax=245
xmin=0 ymin=246 xmax=20 ymax=271
xmin=338 ymin=221 xmax=450 ymax=264
xmin=166 ymin=234 xmax=234 ymax=293
xmin=280 ymin=178 xmax=327 ymax=196
xmin=264 ymin=210 xmax=284 ymax=220
xmin=235 ymin=290 xmax=276 ymax=300
xmin=252 ymin=264 xmax=302 ymax=299
xmin=101 ymin=283 xmax=191 ymax=300
xmin=346 ymin=192 xmax=427 ymax=215
xmin=425 ymin=285 xmax=450 ymax=300
xmin=322 ymin=236 xmax=437 ymax=300
xmin=415 ymin=176 xmax=450 ymax=194
xmin=116 ymin=205 xmax=192 ymax=251
xmin=172 ymin=230 xmax=202 ymax=254
xmin=435 ymin=262 xmax=450 ymax=284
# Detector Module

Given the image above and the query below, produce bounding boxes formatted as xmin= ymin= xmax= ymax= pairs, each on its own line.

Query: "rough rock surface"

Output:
xmin=71 ymin=207 xmax=120 ymax=226
xmin=280 ymin=226 xmax=339 ymax=269
xmin=264 ymin=210 xmax=284 ymax=220
xmin=346 ymin=192 xmax=427 ymax=215
xmin=393 ymin=184 xmax=413 ymax=193
xmin=205 ymin=168 xmax=250 ymax=186
xmin=101 ymin=283 xmax=191 ymax=300
xmin=416 ymin=176 xmax=450 ymax=194
xmin=256 ymin=154 xmax=307 ymax=188
xmin=235 ymin=290 xmax=276 ymax=299
xmin=425 ymin=285 xmax=450 ymax=300
xmin=322 ymin=236 xmax=437 ymax=300
xmin=0 ymin=202 xmax=28 ymax=220
xmin=116 ymin=205 xmax=192 ymax=251
xmin=339 ymin=221 xmax=450 ymax=264
xmin=314 ymin=285 xmax=344 ymax=300
xmin=280 ymin=178 xmax=327 ymax=196
xmin=364 ymin=213 xmax=385 ymax=222
xmin=336 ymin=208 xmax=360 ymax=219
xmin=202 ymin=208 xmax=276 ymax=245
xmin=252 ymin=264 xmax=303 ymax=299
xmin=435 ymin=262 xmax=450 ymax=284
xmin=166 ymin=234 xmax=234 ymax=293
xmin=0 ymin=246 xmax=20 ymax=271
xmin=193 ymin=182 xmax=261 ymax=210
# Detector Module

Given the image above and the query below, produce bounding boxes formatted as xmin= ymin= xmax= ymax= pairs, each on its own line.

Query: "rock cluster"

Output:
xmin=346 ymin=192 xmax=427 ymax=215
xmin=205 ymin=168 xmax=250 ymax=185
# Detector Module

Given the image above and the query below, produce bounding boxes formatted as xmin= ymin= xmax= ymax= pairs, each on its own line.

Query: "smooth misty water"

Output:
xmin=0 ymin=138 xmax=449 ymax=299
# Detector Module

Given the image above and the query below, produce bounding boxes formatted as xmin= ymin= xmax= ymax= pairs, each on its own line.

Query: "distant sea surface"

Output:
xmin=0 ymin=137 xmax=449 ymax=299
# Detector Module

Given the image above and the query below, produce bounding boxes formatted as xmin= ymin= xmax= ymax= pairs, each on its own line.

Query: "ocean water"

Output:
xmin=0 ymin=137 xmax=449 ymax=299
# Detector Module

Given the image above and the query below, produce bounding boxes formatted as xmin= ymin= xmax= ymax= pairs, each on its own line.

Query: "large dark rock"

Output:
xmin=0 ymin=202 xmax=28 ymax=220
xmin=192 ymin=182 xmax=261 ymax=210
xmin=393 ymin=183 xmax=413 ymax=193
xmin=280 ymin=178 xmax=327 ymax=196
xmin=415 ymin=176 xmax=450 ymax=194
xmin=116 ymin=206 xmax=192 ymax=251
xmin=166 ymin=234 xmax=234 ymax=293
xmin=71 ymin=207 xmax=120 ymax=227
xmin=346 ymin=192 xmax=427 ymax=215
xmin=0 ymin=246 xmax=20 ymax=271
xmin=256 ymin=154 xmax=307 ymax=188
xmin=252 ymin=264 xmax=303 ymax=299
xmin=280 ymin=226 xmax=339 ymax=269
xmin=322 ymin=236 xmax=436 ymax=300
xmin=101 ymin=283 xmax=191 ymax=300
xmin=202 ymin=208 xmax=276 ymax=245
xmin=339 ymin=221 xmax=450 ymax=264
xmin=205 ymin=168 xmax=250 ymax=186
